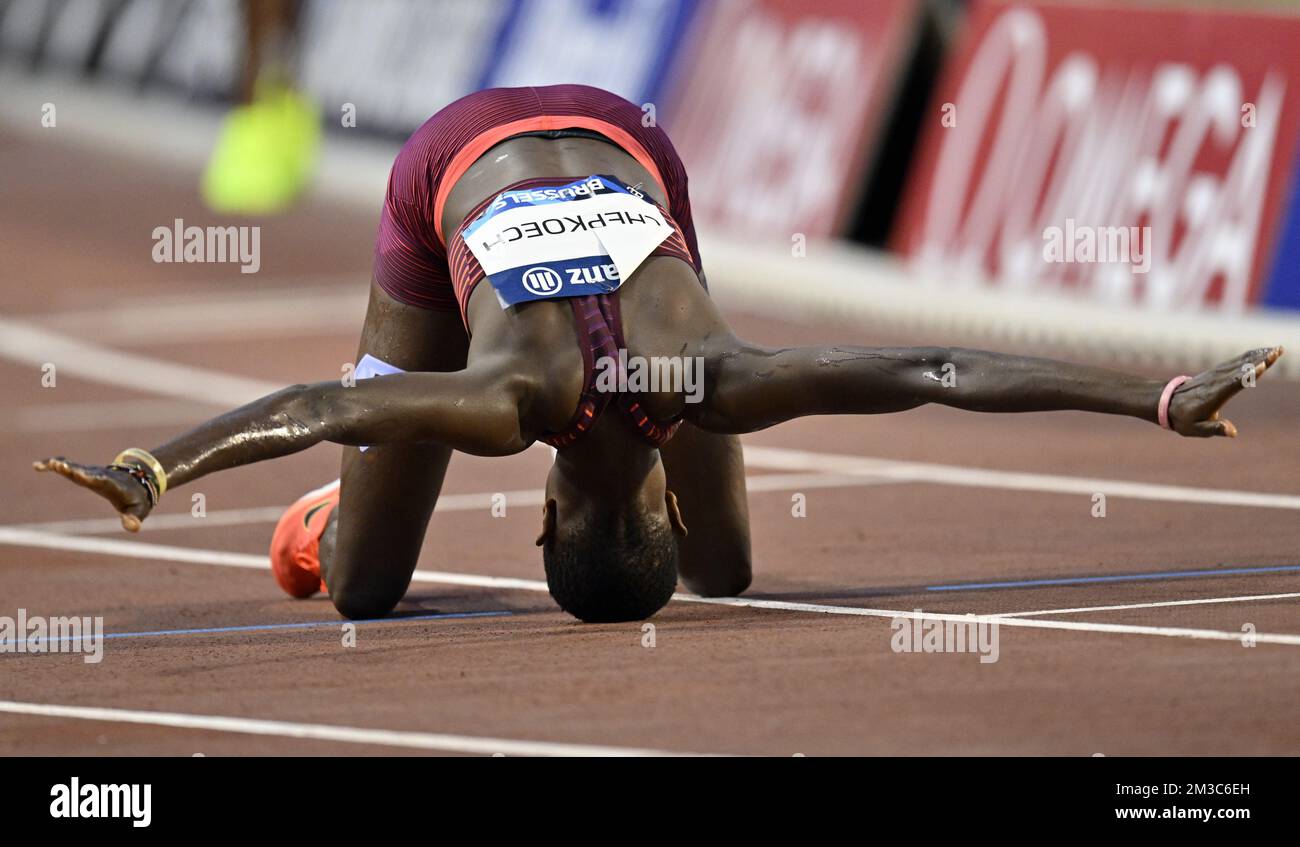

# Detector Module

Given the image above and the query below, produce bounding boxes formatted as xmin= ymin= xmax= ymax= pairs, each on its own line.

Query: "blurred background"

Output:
xmin=2 ymin=0 xmax=1300 ymax=375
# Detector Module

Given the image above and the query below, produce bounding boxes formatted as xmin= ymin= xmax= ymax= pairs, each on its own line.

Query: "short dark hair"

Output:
xmin=543 ymin=508 xmax=678 ymax=623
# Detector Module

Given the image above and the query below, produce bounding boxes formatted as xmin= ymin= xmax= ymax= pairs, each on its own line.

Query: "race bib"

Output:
xmin=462 ymin=175 xmax=671 ymax=308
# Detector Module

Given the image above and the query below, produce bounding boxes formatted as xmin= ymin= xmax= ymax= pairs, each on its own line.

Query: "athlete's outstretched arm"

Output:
xmin=34 ymin=366 xmax=535 ymax=530
xmin=694 ymin=342 xmax=1283 ymax=438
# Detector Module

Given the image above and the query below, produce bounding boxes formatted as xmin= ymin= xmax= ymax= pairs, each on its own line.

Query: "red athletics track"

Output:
xmin=1 ymin=130 xmax=1299 ymax=756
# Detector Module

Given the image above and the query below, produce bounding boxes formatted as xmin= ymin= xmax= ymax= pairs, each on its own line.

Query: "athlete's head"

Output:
xmin=538 ymin=454 xmax=687 ymax=623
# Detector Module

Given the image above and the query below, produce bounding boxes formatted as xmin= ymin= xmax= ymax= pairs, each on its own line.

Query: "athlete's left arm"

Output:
xmin=692 ymin=342 xmax=1283 ymax=439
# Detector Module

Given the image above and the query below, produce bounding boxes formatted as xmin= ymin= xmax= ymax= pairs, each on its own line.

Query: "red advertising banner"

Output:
xmin=666 ymin=0 xmax=919 ymax=241
xmin=893 ymin=1 xmax=1300 ymax=312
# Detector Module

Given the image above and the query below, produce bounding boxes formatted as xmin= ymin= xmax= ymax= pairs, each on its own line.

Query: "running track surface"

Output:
xmin=1 ymin=131 xmax=1298 ymax=756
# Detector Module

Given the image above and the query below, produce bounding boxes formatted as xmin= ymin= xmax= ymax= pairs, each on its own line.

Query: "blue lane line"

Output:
xmin=925 ymin=564 xmax=1300 ymax=593
xmin=20 ymin=610 xmax=512 ymax=645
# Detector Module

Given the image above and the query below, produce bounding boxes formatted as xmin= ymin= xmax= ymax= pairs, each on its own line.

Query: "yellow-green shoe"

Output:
xmin=202 ymin=85 xmax=321 ymax=215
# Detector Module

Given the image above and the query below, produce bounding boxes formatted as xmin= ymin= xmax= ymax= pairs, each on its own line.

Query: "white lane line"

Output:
xmin=0 ymin=316 xmax=280 ymax=407
xmin=10 ymin=399 xmax=225 ymax=433
xmin=3 ymin=527 xmax=1298 ymax=646
xmin=37 ymin=277 xmax=362 ymax=309
xmin=0 ymin=528 xmax=270 ymax=569
xmin=992 ymin=592 xmax=1300 ymax=618
xmin=9 ymin=507 xmax=288 ymax=536
xmin=46 ymin=275 xmax=361 ymax=313
xmin=7 ymin=489 xmax=547 ymax=536
xmin=0 ymin=700 xmax=711 ymax=757
xmin=0 ymin=525 xmax=565 ymax=592
xmin=668 ymin=596 xmax=1300 ymax=646
xmin=742 ymin=471 xmax=893 ymax=493
xmin=7 ymin=473 xmax=896 ymax=535
xmin=743 ymin=446 xmax=1300 ymax=511
xmin=39 ymin=285 xmax=367 ymax=346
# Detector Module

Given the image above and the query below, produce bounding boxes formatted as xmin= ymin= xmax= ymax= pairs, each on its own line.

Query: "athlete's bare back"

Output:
xmin=443 ymin=135 xmax=726 ymax=442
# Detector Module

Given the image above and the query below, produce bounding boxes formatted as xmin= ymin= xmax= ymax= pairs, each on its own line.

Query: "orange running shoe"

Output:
xmin=269 ymin=479 xmax=340 ymax=598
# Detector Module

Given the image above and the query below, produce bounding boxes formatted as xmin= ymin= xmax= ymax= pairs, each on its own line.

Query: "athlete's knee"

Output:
xmin=323 ymin=522 xmax=417 ymax=620
xmin=328 ymin=582 xmax=401 ymax=621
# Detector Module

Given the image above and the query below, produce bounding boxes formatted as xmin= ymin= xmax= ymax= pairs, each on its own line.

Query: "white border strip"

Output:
xmin=11 ymin=399 xmax=226 ymax=434
xmin=0 ymin=316 xmax=278 ymax=407
xmin=742 ymin=446 xmax=1300 ymax=510
xmin=2 ymin=527 xmax=1297 ymax=646
xmin=0 ymin=700 xmax=712 ymax=757
xmin=994 ymin=592 xmax=1300 ymax=618
xmin=8 ymin=472 xmax=893 ymax=535
xmin=669 ymin=595 xmax=1300 ymax=645
xmin=37 ymin=282 xmax=367 ymax=347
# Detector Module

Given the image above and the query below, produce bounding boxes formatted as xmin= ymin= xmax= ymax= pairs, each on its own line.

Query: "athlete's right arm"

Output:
xmin=34 ymin=366 xmax=536 ymax=530
xmin=162 ymin=366 xmax=537 ymax=480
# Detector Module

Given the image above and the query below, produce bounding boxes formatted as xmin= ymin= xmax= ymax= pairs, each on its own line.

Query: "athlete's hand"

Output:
xmin=1167 ymin=346 xmax=1283 ymax=438
xmin=32 ymin=457 xmax=154 ymax=532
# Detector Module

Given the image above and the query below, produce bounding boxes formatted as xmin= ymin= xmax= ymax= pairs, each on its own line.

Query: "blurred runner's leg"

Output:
xmin=202 ymin=0 xmax=320 ymax=215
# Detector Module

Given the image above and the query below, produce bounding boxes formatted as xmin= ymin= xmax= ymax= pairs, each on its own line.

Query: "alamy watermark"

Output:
xmin=0 ymin=608 xmax=103 ymax=663
xmin=152 ymin=218 xmax=261 ymax=273
xmin=890 ymin=611 xmax=999 ymax=664
xmin=50 ymin=778 xmax=150 ymax=827
xmin=1042 ymin=218 xmax=1151 ymax=274
xmin=594 ymin=350 xmax=704 ymax=404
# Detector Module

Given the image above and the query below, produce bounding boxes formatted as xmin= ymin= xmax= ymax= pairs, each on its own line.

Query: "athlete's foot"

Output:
xmin=269 ymin=479 xmax=340 ymax=598
xmin=33 ymin=457 xmax=153 ymax=532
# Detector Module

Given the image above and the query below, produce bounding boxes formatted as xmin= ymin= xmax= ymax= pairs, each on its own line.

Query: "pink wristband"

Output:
xmin=1157 ymin=375 xmax=1191 ymax=430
